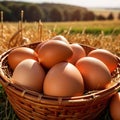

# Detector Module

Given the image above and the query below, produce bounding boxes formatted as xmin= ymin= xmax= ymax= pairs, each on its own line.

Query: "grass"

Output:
xmin=0 ymin=85 xmax=18 ymax=120
xmin=43 ymin=20 xmax=120 ymax=35
xmin=0 ymin=20 xmax=120 ymax=55
xmin=0 ymin=20 xmax=120 ymax=119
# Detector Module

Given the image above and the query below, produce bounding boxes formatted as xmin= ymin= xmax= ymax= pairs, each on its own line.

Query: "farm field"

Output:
xmin=0 ymin=20 xmax=120 ymax=55
xmin=89 ymin=8 xmax=120 ymax=20
xmin=0 ymin=20 xmax=120 ymax=120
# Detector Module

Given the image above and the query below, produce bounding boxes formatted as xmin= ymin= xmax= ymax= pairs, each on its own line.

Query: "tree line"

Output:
xmin=0 ymin=1 xmax=119 ymax=22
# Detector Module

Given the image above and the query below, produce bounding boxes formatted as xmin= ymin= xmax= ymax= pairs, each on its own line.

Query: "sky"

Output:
xmin=4 ymin=0 xmax=120 ymax=8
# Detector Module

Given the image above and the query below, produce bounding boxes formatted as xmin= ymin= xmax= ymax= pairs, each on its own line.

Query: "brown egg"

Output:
xmin=12 ymin=59 xmax=45 ymax=92
xmin=110 ymin=92 xmax=120 ymax=120
xmin=38 ymin=40 xmax=73 ymax=68
xmin=68 ymin=43 xmax=86 ymax=64
xmin=51 ymin=35 xmax=69 ymax=44
xmin=88 ymin=49 xmax=118 ymax=73
xmin=35 ymin=41 xmax=46 ymax=53
xmin=8 ymin=47 xmax=38 ymax=70
xmin=43 ymin=62 xmax=84 ymax=97
xmin=75 ymin=57 xmax=111 ymax=90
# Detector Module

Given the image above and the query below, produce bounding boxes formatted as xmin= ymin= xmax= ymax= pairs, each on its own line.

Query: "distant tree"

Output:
xmin=24 ymin=4 xmax=44 ymax=22
xmin=107 ymin=12 xmax=114 ymax=20
xmin=0 ymin=1 xmax=94 ymax=22
xmin=118 ymin=12 xmax=120 ymax=19
xmin=8 ymin=4 xmax=25 ymax=21
xmin=71 ymin=9 xmax=82 ymax=21
xmin=0 ymin=4 xmax=15 ymax=21
xmin=63 ymin=10 xmax=69 ymax=21
xmin=42 ymin=8 xmax=49 ymax=21
xmin=96 ymin=15 xmax=106 ymax=20
xmin=49 ymin=8 xmax=62 ymax=21
xmin=83 ymin=11 xmax=95 ymax=21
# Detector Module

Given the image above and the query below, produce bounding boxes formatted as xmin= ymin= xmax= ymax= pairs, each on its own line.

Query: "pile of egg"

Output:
xmin=7 ymin=35 xmax=118 ymax=97
xmin=7 ymin=35 xmax=120 ymax=120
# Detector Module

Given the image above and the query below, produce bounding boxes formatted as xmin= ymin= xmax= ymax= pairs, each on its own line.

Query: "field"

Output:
xmin=0 ymin=20 xmax=120 ymax=55
xmin=89 ymin=8 xmax=120 ymax=20
xmin=0 ymin=20 xmax=120 ymax=120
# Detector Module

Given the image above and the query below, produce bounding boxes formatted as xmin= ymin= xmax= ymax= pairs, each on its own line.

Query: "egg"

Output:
xmin=12 ymin=59 xmax=45 ymax=92
xmin=43 ymin=62 xmax=84 ymax=97
xmin=8 ymin=47 xmax=38 ymax=70
xmin=75 ymin=57 xmax=111 ymax=90
xmin=110 ymin=92 xmax=120 ymax=120
xmin=88 ymin=49 xmax=118 ymax=73
xmin=38 ymin=40 xmax=73 ymax=69
xmin=51 ymin=35 xmax=69 ymax=44
xmin=35 ymin=41 xmax=46 ymax=53
xmin=68 ymin=43 xmax=86 ymax=64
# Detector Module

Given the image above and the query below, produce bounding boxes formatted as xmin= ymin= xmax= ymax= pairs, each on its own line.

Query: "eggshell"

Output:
xmin=110 ymin=92 xmax=120 ymax=120
xmin=75 ymin=57 xmax=111 ymax=90
xmin=38 ymin=40 xmax=73 ymax=68
xmin=68 ymin=43 xmax=86 ymax=64
xmin=88 ymin=49 xmax=118 ymax=73
xmin=8 ymin=47 xmax=38 ymax=70
xmin=35 ymin=41 xmax=46 ymax=53
xmin=51 ymin=35 xmax=69 ymax=44
xmin=43 ymin=62 xmax=84 ymax=97
xmin=12 ymin=59 xmax=45 ymax=92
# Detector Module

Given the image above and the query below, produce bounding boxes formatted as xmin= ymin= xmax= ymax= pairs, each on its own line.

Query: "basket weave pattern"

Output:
xmin=0 ymin=42 xmax=120 ymax=120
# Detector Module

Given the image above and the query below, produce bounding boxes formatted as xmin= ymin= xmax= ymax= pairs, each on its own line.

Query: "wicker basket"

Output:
xmin=0 ymin=42 xmax=120 ymax=120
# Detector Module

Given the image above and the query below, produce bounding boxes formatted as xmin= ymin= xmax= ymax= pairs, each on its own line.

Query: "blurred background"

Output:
xmin=0 ymin=0 xmax=120 ymax=22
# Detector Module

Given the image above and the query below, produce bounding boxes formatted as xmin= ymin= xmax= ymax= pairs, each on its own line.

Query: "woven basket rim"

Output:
xmin=0 ymin=42 xmax=120 ymax=105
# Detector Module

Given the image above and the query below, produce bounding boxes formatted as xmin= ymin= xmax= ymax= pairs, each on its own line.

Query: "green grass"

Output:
xmin=43 ymin=20 xmax=120 ymax=35
xmin=0 ymin=84 xmax=18 ymax=120
xmin=57 ymin=27 xmax=120 ymax=35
